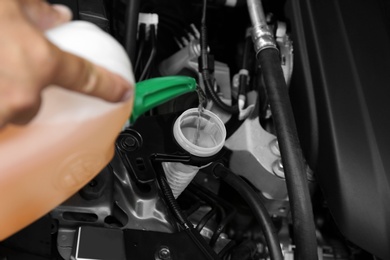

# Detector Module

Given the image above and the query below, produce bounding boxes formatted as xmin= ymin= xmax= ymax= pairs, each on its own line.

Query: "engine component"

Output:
xmin=225 ymin=110 xmax=288 ymax=201
xmin=247 ymin=0 xmax=277 ymax=54
xmin=275 ymin=21 xmax=294 ymax=87
xmin=52 ymin=153 xmax=176 ymax=259
xmin=247 ymin=0 xmax=318 ymax=259
xmin=124 ymin=228 xmax=220 ymax=260
xmin=163 ymin=162 xmax=199 ymax=198
xmin=158 ymin=39 xmax=233 ymax=102
xmin=212 ymin=163 xmax=283 ymax=260
xmin=3 ymin=1 xmax=388 ymax=259
xmin=69 ymin=225 xmax=224 ymax=260
xmin=164 ymin=107 xmax=226 ymax=198
xmin=71 ymin=226 xmax=125 ymax=260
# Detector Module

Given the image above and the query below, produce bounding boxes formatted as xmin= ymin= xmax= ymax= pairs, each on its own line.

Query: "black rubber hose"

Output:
xmin=125 ymin=0 xmax=140 ymax=66
xmin=202 ymin=71 xmax=239 ymax=114
xmin=213 ymin=163 xmax=283 ymax=260
xmin=257 ymin=48 xmax=318 ymax=259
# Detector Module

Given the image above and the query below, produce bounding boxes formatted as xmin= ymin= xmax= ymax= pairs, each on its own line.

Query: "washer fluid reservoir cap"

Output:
xmin=173 ymin=108 xmax=226 ymax=157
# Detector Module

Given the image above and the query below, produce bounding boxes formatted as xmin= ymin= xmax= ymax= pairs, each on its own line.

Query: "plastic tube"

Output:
xmin=163 ymin=162 xmax=199 ymax=198
xmin=257 ymin=48 xmax=318 ymax=259
xmin=212 ymin=163 xmax=283 ymax=260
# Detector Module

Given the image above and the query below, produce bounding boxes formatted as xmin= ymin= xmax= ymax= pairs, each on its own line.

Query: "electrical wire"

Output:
xmin=156 ymin=170 xmax=192 ymax=229
xmin=212 ymin=163 xmax=283 ymax=260
xmin=139 ymin=25 xmax=157 ymax=81
xmin=238 ymin=35 xmax=253 ymax=97
xmin=209 ymin=214 xmax=234 ymax=247
xmin=199 ymin=0 xmax=239 ymax=114
xmin=203 ymin=71 xmax=239 ymax=114
xmin=196 ymin=207 xmax=217 ymax=232
xmin=188 ymin=183 xmax=236 ymax=247
xmin=134 ymin=24 xmax=146 ymax=74
xmin=218 ymin=240 xmax=236 ymax=259
xmin=154 ymin=162 xmax=220 ymax=260
xmin=187 ymin=185 xmax=227 ymax=233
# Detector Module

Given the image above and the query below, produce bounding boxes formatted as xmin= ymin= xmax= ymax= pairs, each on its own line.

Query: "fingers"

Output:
xmin=0 ymin=89 xmax=41 ymax=127
xmin=19 ymin=0 xmax=72 ymax=30
xmin=0 ymin=0 xmax=132 ymax=129
xmin=51 ymin=46 xmax=134 ymax=103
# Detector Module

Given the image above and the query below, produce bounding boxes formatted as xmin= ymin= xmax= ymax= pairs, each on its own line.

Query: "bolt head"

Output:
xmin=124 ymin=137 xmax=136 ymax=147
xmin=158 ymin=247 xmax=171 ymax=260
xmin=121 ymin=136 xmax=139 ymax=151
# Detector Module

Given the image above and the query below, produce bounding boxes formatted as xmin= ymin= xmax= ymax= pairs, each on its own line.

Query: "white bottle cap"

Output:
xmin=173 ymin=108 xmax=226 ymax=157
xmin=45 ymin=21 xmax=134 ymax=85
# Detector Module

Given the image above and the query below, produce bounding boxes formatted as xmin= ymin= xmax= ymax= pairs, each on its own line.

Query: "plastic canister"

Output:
xmin=0 ymin=21 xmax=134 ymax=240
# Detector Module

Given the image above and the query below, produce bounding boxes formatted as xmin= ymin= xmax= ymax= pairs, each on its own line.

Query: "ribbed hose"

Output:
xmin=213 ymin=163 xmax=283 ymax=260
xmin=258 ymin=48 xmax=318 ymax=259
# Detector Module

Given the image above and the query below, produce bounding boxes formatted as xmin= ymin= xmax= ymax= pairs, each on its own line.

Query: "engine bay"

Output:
xmin=1 ymin=0 xmax=390 ymax=259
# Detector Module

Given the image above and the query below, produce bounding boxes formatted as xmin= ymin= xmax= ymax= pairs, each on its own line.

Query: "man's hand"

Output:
xmin=0 ymin=0 xmax=133 ymax=126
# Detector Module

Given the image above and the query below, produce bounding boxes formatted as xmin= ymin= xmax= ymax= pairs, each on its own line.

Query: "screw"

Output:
xmin=124 ymin=137 xmax=136 ymax=147
xmin=121 ymin=136 xmax=138 ymax=151
xmin=219 ymin=233 xmax=228 ymax=239
xmin=278 ymin=160 xmax=284 ymax=169
xmin=272 ymin=159 xmax=285 ymax=179
xmin=279 ymin=207 xmax=286 ymax=213
xmin=158 ymin=247 xmax=171 ymax=260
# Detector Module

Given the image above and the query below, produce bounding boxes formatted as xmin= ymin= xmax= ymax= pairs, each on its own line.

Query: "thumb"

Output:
xmin=20 ymin=1 xmax=72 ymax=30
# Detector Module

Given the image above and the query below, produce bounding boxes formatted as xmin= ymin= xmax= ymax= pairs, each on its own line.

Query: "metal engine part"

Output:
xmin=224 ymin=94 xmax=290 ymax=217
xmin=51 ymin=153 xmax=176 ymax=260
xmin=276 ymin=21 xmax=294 ymax=87
xmin=225 ymin=114 xmax=288 ymax=201
xmin=158 ymin=39 xmax=232 ymax=101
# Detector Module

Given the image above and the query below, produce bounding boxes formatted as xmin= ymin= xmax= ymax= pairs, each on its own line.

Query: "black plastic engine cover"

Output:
xmin=287 ymin=0 xmax=390 ymax=259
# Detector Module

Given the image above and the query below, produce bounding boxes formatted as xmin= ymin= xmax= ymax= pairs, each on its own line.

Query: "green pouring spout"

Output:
xmin=130 ymin=76 xmax=197 ymax=124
